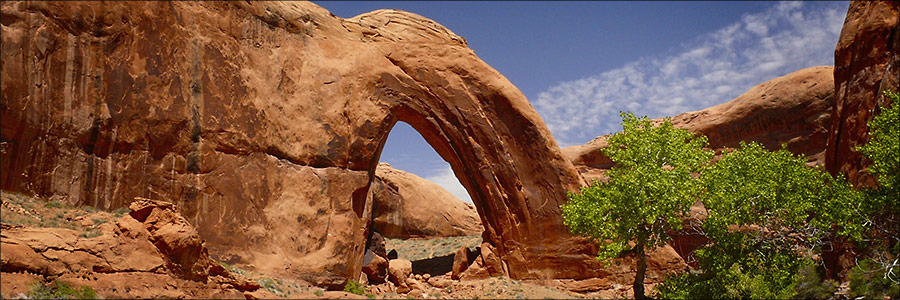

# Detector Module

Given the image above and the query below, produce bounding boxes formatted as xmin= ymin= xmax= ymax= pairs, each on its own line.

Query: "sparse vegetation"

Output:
xmin=1 ymin=192 xmax=117 ymax=236
xmin=344 ymin=279 xmax=366 ymax=295
xmin=257 ymin=277 xmax=285 ymax=296
xmin=26 ymin=279 xmax=97 ymax=299
xmin=113 ymin=207 xmax=130 ymax=218
xmin=385 ymin=235 xmax=480 ymax=261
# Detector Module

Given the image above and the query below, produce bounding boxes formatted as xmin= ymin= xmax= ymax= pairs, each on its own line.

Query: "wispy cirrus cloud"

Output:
xmin=534 ymin=1 xmax=848 ymax=147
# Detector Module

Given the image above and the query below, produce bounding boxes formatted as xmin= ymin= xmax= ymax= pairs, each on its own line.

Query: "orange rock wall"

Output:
xmin=826 ymin=0 xmax=900 ymax=186
xmin=0 ymin=1 xmax=592 ymax=287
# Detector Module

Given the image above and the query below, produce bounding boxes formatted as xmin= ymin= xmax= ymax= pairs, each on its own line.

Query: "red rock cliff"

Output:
xmin=0 ymin=1 xmax=593 ymax=287
xmin=826 ymin=0 xmax=899 ymax=187
xmin=565 ymin=66 xmax=836 ymax=183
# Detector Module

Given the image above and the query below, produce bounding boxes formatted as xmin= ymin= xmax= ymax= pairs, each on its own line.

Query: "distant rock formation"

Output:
xmin=826 ymin=0 xmax=899 ymax=187
xmin=565 ymin=66 xmax=836 ymax=183
xmin=370 ymin=163 xmax=481 ymax=239
xmin=0 ymin=1 xmax=590 ymax=287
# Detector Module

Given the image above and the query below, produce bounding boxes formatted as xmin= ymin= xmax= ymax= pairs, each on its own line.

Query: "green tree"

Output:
xmin=856 ymin=90 xmax=900 ymax=228
xmin=561 ymin=112 xmax=713 ymax=299
xmin=853 ymin=90 xmax=900 ymax=296
xmin=657 ymin=142 xmax=863 ymax=299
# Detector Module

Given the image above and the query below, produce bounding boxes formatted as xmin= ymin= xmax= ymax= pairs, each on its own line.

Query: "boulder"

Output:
xmin=826 ymin=0 xmax=900 ymax=187
xmin=426 ymin=276 xmax=452 ymax=289
xmin=451 ymin=246 xmax=477 ymax=280
xmin=362 ymin=253 xmax=389 ymax=284
xmin=365 ymin=231 xmax=387 ymax=259
xmin=387 ymin=249 xmax=399 ymax=260
xmin=130 ymin=198 xmax=211 ymax=281
xmin=0 ymin=1 xmax=589 ymax=285
xmin=405 ymin=277 xmax=426 ymax=292
xmin=458 ymin=256 xmax=490 ymax=281
xmin=370 ymin=163 xmax=482 ymax=239
xmin=388 ymin=259 xmax=412 ymax=287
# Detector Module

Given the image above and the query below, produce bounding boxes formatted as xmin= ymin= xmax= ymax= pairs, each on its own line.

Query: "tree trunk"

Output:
xmin=634 ymin=240 xmax=648 ymax=299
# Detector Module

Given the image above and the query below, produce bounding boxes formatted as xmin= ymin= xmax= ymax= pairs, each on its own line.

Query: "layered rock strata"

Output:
xmin=0 ymin=1 xmax=589 ymax=287
xmin=826 ymin=0 xmax=899 ymax=187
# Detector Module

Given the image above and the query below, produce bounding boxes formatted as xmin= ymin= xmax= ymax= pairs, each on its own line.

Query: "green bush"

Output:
xmin=27 ymin=279 xmax=97 ymax=299
xmin=44 ymin=201 xmax=65 ymax=209
xmin=792 ymin=263 xmax=838 ymax=300
xmin=343 ymin=279 xmax=365 ymax=295
xmin=112 ymin=207 xmax=130 ymax=218
xmin=257 ymin=277 xmax=284 ymax=296
xmin=849 ymin=258 xmax=900 ymax=299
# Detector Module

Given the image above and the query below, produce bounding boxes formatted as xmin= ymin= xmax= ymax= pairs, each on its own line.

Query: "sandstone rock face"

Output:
xmin=669 ymin=66 xmax=836 ymax=164
xmin=451 ymin=246 xmax=478 ymax=280
xmin=388 ymin=259 xmax=412 ymax=288
xmin=371 ymin=163 xmax=481 ymax=239
xmin=0 ymin=200 xmax=259 ymax=299
xmin=563 ymin=66 xmax=836 ymax=271
xmin=564 ymin=66 xmax=836 ymax=184
xmin=0 ymin=1 xmax=589 ymax=286
xmin=362 ymin=254 xmax=389 ymax=284
xmin=826 ymin=0 xmax=900 ymax=187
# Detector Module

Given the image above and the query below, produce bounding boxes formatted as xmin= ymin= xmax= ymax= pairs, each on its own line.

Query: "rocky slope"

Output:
xmin=1 ymin=196 xmax=267 ymax=299
xmin=0 ymin=1 xmax=593 ymax=287
xmin=826 ymin=0 xmax=899 ymax=187
xmin=370 ymin=163 xmax=482 ymax=239
xmin=564 ymin=66 xmax=836 ymax=183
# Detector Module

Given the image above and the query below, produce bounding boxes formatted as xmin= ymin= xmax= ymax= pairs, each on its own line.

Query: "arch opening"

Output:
xmin=362 ymin=119 xmax=486 ymax=278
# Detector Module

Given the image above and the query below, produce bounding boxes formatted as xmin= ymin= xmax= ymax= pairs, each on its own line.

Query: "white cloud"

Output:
xmin=534 ymin=1 xmax=848 ymax=147
xmin=425 ymin=166 xmax=473 ymax=204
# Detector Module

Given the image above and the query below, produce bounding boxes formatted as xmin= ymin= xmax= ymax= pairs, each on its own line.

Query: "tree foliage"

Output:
xmin=562 ymin=112 xmax=713 ymax=298
xmin=657 ymin=142 xmax=862 ymax=299
xmin=851 ymin=90 xmax=900 ymax=296
xmin=564 ymin=112 xmax=867 ymax=299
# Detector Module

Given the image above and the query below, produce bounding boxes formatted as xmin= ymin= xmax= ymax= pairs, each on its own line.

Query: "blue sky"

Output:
xmin=315 ymin=1 xmax=849 ymax=203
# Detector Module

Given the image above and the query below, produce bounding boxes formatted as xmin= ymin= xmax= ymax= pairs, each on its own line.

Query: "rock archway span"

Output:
xmin=0 ymin=1 xmax=601 ymax=287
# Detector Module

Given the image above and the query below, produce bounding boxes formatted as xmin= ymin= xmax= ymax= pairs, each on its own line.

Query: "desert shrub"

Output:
xmin=343 ymin=279 xmax=365 ymax=295
xmin=112 ymin=207 xmax=130 ymax=218
xmin=80 ymin=205 xmax=98 ymax=213
xmin=257 ymin=277 xmax=284 ymax=296
xmin=849 ymin=257 xmax=900 ymax=299
xmin=78 ymin=230 xmax=102 ymax=239
xmin=792 ymin=263 xmax=838 ymax=299
xmin=44 ymin=201 xmax=64 ymax=209
xmin=27 ymin=279 xmax=97 ymax=299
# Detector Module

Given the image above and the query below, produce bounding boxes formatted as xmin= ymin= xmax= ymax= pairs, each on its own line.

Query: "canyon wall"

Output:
xmin=826 ymin=0 xmax=899 ymax=187
xmin=0 ymin=1 xmax=592 ymax=287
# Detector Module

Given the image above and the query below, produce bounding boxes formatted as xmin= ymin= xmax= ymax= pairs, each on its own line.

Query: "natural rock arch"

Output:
xmin=0 ymin=1 xmax=607 ymax=287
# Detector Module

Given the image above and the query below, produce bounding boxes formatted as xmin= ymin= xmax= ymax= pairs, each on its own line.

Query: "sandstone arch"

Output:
xmin=1 ymin=1 xmax=606 ymax=287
